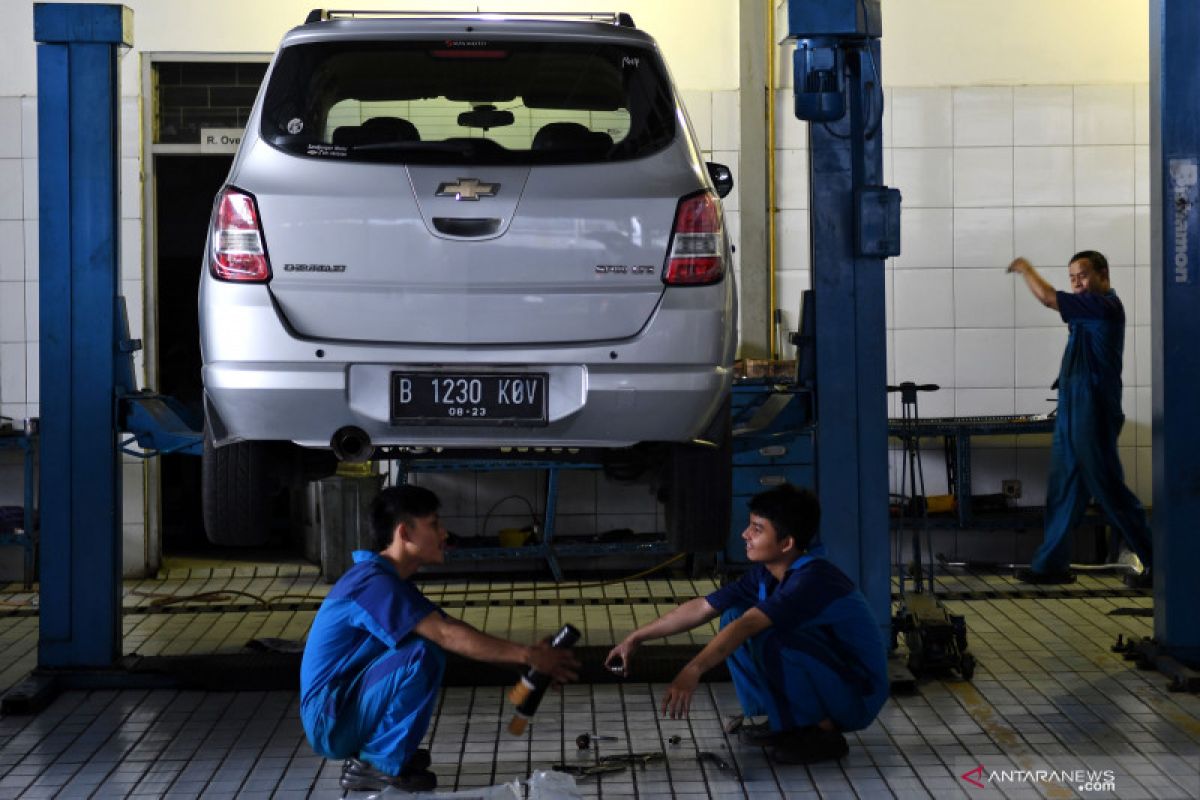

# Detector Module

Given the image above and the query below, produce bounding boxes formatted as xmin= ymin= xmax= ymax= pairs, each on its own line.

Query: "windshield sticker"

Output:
xmin=306 ymin=143 xmax=348 ymax=158
xmin=287 ymin=118 xmax=305 ymax=134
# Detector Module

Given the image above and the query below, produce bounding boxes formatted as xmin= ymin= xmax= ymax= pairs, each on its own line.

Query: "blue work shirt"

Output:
xmin=706 ymin=555 xmax=887 ymax=697
xmin=1056 ymin=289 xmax=1125 ymax=415
xmin=300 ymin=551 xmax=441 ymax=723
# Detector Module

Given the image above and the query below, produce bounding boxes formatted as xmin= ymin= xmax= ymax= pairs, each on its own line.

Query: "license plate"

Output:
xmin=390 ymin=372 xmax=548 ymax=425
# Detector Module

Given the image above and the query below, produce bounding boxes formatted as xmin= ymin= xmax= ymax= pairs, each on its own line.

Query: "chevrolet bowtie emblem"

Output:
xmin=436 ymin=178 xmax=499 ymax=201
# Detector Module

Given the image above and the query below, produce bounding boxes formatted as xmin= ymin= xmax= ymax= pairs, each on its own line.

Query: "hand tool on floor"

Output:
xmin=575 ymin=732 xmax=619 ymax=750
xmin=507 ymin=624 xmax=581 ymax=736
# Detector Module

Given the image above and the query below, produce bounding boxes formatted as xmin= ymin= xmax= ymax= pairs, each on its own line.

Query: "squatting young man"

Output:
xmin=300 ymin=485 xmax=580 ymax=793
xmin=604 ymin=484 xmax=889 ymax=764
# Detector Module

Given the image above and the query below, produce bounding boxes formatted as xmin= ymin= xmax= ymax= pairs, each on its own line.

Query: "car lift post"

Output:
xmin=33 ymin=3 xmax=133 ymax=670
xmin=785 ymin=1 xmax=899 ymax=637
xmin=1147 ymin=0 xmax=1200 ymax=674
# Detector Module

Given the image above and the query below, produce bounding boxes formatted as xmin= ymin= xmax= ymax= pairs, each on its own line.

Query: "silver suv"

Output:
xmin=199 ymin=10 xmax=737 ymax=549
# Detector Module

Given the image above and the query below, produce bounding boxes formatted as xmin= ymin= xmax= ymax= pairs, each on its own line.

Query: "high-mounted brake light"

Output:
xmin=210 ymin=188 xmax=271 ymax=282
xmin=663 ymin=191 xmax=726 ymax=286
xmin=430 ymin=49 xmax=509 ymax=59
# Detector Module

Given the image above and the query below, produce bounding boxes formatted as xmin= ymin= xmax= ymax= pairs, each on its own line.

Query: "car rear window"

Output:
xmin=259 ymin=39 xmax=677 ymax=165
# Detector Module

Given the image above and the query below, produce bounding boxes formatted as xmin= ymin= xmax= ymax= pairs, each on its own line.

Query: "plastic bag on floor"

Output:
xmin=527 ymin=770 xmax=583 ymax=799
xmin=366 ymin=779 xmax=521 ymax=799
xmin=361 ymin=770 xmax=579 ymax=799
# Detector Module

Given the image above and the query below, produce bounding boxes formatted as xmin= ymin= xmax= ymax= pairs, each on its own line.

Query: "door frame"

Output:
xmin=139 ymin=52 xmax=271 ymax=569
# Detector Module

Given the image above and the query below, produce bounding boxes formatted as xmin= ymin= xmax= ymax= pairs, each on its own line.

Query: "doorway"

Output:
xmin=145 ymin=56 xmax=271 ymax=558
xmin=154 ymin=154 xmax=230 ymax=550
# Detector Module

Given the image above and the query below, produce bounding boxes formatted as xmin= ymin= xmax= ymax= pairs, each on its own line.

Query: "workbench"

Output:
xmin=887 ymin=413 xmax=1055 ymax=529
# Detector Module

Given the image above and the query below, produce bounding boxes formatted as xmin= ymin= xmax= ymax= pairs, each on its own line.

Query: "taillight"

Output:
xmin=663 ymin=191 xmax=726 ymax=286
xmin=210 ymin=187 xmax=271 ymax=282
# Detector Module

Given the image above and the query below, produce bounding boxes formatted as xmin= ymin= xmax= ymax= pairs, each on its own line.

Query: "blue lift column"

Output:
xmin=34 ymin=4 xmax=133 ymax=669
xmin=1149 ymin=0 xmax=1200 ymax=668
xmin=785 ymin=1 xmax=900 ymax=635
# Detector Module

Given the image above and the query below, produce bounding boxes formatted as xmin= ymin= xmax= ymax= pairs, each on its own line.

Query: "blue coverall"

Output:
xmin=707 ymin=554 xmax=889 ymax=733
xmin=300 ymin=551 xmax=444 ymax=776
xmin=1031 ymin=289 xmax=1153 ymax=575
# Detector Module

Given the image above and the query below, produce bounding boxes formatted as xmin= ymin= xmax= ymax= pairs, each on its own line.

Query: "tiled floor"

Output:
xmin=0 ymin=568 xmax=1197 ymax=799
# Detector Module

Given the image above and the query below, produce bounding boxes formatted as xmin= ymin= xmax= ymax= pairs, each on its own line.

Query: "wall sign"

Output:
xmin=1168 ymin=157 xmax=1198 ymax=285
xmin=200 ymin=128 xmax=243 ymax=154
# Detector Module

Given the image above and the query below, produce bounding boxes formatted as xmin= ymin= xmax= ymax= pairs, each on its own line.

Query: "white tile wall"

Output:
xmin=712 ymin=90 xmax=741 ymax=151
xmin=953 ymin=208 xmax=1013 ymax=269
xmin=0 ymin=221 xmax=22 ymax=281
xmin=956 ymin=388 xmax=1015 ymax=417
xmin=891 ymin=88 xmax=952 ymax=148
xmin=0 ymin=282 xmax=23 ymax=343
xmin=1134 ymin=145 xmax=1150 ymax=206
xmin=892 ymin=269 xmax=953 ymax=329
xmin=0 ymin=99 xmax=20 ymax=158
xmin=0 ymin=160 xmax=22 ymax=220
xmin=1013 ymin=206 xmax=1075 ymax=269
xmin=953 ymin=87 xmax=1013 ymax=147
xmin=1014 ymin=86 xmax=1073 ymax=146
xmin=1013 ymin=147 xmax=1074 ymax=206
xmin=774 ymin=210 xmax=810 ymax=271
xmin=1074 ymin=145 xmax=1136 ymax=205
xmin=1014 ymin=327 xmax=1068 ymax=388
xmin=893 ymin=328 xmax=955 ymax=388
xmin=1074 ymin=205 xmax=1136 ymax=265
xmin=892 ymin=148 xmax=953 ymax=207
xmin=774 ymin=148 xmax=809 ymax=209
xmin=955 ymin=328 xmax=1014 ymax=388
xmin=1073 ymin=85 xmax=1134 ymax=146
xmin=20 ymin=97 xmax=38 ymax=158
xmin=893 ymin=208 xmax=952 ymax=270
xmin=1134 ymin=84 xmax=1149 ymax=146
xmin=953 ymin=269 xmax=1014 ymax=328
xmin=954 ymin=147 xmax=1013 ymax=208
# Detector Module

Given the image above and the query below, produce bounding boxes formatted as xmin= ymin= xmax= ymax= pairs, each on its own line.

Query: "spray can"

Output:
xmin=506 ymin=623 xmax=581 ymax=735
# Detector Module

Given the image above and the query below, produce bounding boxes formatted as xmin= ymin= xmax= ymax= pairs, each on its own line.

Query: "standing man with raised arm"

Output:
xmin=1008 ymin=251 xmax=1152 ymax=585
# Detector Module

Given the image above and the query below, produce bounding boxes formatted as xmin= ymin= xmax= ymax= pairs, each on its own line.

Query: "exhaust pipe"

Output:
xmin=331 ymin=426 xmax=374 ymax=463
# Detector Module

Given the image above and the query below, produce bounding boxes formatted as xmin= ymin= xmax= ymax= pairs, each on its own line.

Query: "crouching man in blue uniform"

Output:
xmin=605 ymin=484 xmax=888 ymax=764
xmin=300 ymin=485 xmax=580 ymax=793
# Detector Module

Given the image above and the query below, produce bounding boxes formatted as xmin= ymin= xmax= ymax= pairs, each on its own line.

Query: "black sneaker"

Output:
xmin=740 ymin=722 xmax=792 ymax=747
xmin=771 ymin=728 xmax=849 ymax=765
xmin=1015 ymin=567 xmax=1076 ymax=585
xmin=340 ymin=757 xmax=437 ymax=792
xmin=1123 ymin=569 xmax=1152 ymax=589
xmin=343 ymin=750 xmax=430 ymax=775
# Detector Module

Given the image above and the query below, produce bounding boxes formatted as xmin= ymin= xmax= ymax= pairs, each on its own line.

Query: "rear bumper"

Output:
xmin=199 ymin=273 xmax=736 ymax=450
xmin=203 ymin=361 xmax=730 ymax=448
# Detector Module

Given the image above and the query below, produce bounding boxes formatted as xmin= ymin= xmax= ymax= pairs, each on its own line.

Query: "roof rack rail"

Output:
xmin=304 ymin=9 xmax=636 ymax=27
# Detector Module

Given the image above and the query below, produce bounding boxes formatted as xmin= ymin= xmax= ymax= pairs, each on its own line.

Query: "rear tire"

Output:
xmin=201 ymin=426 xmax=274 ymax=547
xmin=665 ymin=397 xmax=732 ymax=552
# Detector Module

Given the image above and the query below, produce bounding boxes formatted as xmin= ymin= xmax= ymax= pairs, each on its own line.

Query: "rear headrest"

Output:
xmin=531 ymin=122 xmax=613 ymax=153
xmin=332 ymin=116 xmax=420 ymax=147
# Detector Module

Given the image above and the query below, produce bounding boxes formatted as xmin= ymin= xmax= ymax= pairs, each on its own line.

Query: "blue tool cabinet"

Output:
xmin=726 ymin=381 xmax=815 ymax=565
